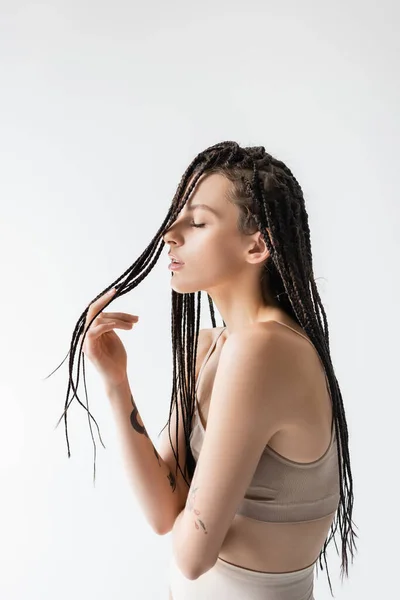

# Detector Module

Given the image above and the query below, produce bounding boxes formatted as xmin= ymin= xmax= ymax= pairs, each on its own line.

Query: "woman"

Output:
xmin=50 ymin=141 xmax=358 ymax=599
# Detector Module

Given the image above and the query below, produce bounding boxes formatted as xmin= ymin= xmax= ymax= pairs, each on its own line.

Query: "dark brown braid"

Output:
xmin=44 ymin=140 xmax=358 ymax=596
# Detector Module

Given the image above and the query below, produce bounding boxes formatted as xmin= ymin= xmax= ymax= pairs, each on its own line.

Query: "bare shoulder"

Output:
xmin=243 ymin=319 xmax=326 ymax=409
xmin=224 ymin=320 xmax=313 ymax=389
xmin=203 ymin=325 xmax=226 ymax=339
xmin=234 ymin=319 xmax=313 ymax=353
xmin=216 ymin=322 xmax=315 ymax=429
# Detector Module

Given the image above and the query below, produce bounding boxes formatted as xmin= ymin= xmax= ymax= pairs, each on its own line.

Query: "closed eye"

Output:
xmin=190 ymin=221 xmax=206 ymax=228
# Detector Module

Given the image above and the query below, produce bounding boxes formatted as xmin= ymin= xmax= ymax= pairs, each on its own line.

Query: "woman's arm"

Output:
xmin=106 ymin=377 xmax=182 ymax=535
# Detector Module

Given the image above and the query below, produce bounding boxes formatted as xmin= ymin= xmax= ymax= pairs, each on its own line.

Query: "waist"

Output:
xmin=216 ymin=556 xmax=316 ymax=581
xmin=217 ymin=511 xmax=336 ymax=573
xmin=169 ymin=553 xmax=315 ymax=600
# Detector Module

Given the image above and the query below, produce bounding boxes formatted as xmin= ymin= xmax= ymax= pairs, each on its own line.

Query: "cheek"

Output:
xmin=190 ymin=231 xmax=241 ymax=273
xmin=207 ymin=242 xmax=242 ymax=275
xmin=216 ymin=237 xmax=241 ymax=263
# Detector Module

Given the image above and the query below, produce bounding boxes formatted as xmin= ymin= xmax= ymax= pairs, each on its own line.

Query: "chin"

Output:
xmin=169 ymin=274 xmax=202 ymax=295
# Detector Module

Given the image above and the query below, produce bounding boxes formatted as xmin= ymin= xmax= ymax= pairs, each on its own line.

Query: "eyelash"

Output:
xmin=190 ymin=221 xmax=206 ymax=228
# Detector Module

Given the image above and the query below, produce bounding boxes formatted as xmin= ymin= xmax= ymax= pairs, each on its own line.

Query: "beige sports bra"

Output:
xmin=189 ymin=322 xmax=340 ymax=523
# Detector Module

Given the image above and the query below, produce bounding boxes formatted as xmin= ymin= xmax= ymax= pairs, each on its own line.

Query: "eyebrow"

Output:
xmin=186 ymin=203 xmax=220 ymax=217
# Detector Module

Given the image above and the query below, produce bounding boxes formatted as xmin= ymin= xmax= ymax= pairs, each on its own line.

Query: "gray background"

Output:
xmin=0 ymin=0 xmax=398 ymax=598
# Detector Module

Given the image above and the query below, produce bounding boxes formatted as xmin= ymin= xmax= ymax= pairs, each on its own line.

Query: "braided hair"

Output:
xmin=45 ymin=140 xmax=358 ymax=596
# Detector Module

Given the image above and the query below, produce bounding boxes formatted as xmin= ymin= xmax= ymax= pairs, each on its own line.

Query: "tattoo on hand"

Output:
xmin=129 ymin=394 xmax=177 ymax=492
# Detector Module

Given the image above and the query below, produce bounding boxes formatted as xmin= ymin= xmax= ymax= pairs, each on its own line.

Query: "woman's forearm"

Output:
xmin=106 ymin=377 xmax=180 ymax=535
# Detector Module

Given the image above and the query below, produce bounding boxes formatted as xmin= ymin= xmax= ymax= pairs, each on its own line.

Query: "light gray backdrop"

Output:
xmin=1 ymin=0 xmax=398 ymax=598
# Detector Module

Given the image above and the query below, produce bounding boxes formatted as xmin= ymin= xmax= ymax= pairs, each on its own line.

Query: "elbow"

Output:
xmin=145 ymin=511 xmax=172 ymax=536
xmin=155 ymin=523 xmax=170 ymax=536
xmin=178 ymin=559 xmax=214 ymax=581
xmin=153 ymin=509 xmax=178 ymax=536
xmin=184 ymin=565 xmax=204 ymax=581
xmin=189 ymin=557 xmax=217 ymax=580
xmin=156 ymin=503 xmax=183 ymax=536
xmin=173 ymin=550 xmax=217 ymax=580
xmin=153 ymin=515 xmax=172 ymax=536
xmin=170 ymin=556 xmax=200 ymax=581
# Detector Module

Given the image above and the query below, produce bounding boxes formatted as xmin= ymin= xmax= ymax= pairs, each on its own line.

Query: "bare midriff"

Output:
xmin=217 ymin=511 xmax=336 ymax=572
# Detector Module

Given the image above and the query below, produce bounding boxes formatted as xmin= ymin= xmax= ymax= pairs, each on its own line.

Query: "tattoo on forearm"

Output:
xmin=129 ymin=394 xmax=177 ymax=492
xmin=186 ymin=486 xmax=208 ymax=534
xmin=129 ymin=394 xmax=150 ymax=437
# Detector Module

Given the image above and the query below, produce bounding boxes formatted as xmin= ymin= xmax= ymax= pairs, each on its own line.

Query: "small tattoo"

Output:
xmin=129 ymin=394 xmax=149 ymax=436
xmin=167 ymin=470 xmax=177 ymax=492
xmin=186 ymin=486 xmax=208 ymax=534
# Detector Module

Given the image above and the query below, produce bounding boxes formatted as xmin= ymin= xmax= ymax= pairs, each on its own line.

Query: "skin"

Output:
xmin=162 ymin=171 xmax=283 ymax=335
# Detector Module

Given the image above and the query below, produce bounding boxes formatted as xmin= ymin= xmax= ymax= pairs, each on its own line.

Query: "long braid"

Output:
xmin=45 ymin=140 xmax=358 ymax=596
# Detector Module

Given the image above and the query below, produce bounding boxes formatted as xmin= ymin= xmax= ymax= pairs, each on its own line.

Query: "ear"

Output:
xmin=248 ymin=230 xmax=271 ymax=265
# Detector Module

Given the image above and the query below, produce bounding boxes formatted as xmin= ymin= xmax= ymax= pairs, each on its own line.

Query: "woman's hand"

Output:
xmin=80 ymin=288 xmax=139 ymax=389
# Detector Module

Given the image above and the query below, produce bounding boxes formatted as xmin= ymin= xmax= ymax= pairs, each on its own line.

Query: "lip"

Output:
xmin=168 ymin=262 xmax=184 ymax=271
xmin=168 ymin=253 xmax=185 ymax=265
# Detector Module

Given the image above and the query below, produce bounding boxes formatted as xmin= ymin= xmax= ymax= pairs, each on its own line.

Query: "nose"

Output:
xmin=162 ymin=227 xmax=174 ymax=245
xmin=162 ymin=218 xmax=179 ymax=244
xmin=162 ymin=204 xmax=189 ymax=244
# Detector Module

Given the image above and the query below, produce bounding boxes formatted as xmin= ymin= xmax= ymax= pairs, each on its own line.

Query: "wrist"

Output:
xmin=105 ymin=376 xmax=130 ymax=401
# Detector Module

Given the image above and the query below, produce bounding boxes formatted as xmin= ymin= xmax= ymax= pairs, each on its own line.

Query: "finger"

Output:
xmin=102 ymin=312 xmax=139 ymax=322
xmin=93 ymin=317 xmax=135 ymax=328
xmin=87 ymin=320 xmax=133 ymax=339
xmin=86 ymin=321 xmax=118 ymax=339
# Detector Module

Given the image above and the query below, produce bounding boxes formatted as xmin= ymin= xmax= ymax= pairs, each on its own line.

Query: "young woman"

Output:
xmin=51 ymin=141 xmax=358 ymax=599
